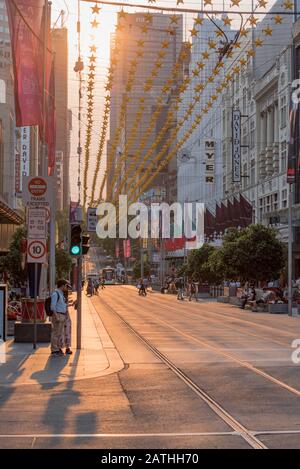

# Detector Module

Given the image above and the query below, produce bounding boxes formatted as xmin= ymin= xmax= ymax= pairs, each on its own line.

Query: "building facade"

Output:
xmin=51 ymin=27 xmax=71 ymax=210
xmin=108 ymin=12 xmax=183 ymax=202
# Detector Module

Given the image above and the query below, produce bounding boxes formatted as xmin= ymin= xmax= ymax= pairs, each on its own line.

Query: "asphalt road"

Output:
xmin=1 ymin=285 xmax=300 ymax=449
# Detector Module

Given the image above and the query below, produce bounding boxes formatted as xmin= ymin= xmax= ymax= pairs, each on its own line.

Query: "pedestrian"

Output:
xmin=60 ymin=284 xmax=73 ymax=355
xmin=100 ymin=277 xmax=105 ymax=289
xmin=189 ymin=280 xmax=198 ymax=302
xmin=50 ymin=279 xmax=68 ymax=356
xmin=86 ymin=278 xmax=93 ymax=296
xmin=176 ymin=277 xmax=184 ymax=300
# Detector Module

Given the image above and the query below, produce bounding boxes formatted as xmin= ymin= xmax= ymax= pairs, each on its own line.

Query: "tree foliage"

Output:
xmin=133 ymin=260 xmax=151 ymax=279
xmin=0 ymin=226 xmax=27 ymax=283
xmin=55 ymin=248 xmax=72 ymax=281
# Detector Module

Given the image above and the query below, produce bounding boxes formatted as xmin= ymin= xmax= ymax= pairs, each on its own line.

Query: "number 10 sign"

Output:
xmin=27 ymin=239 xmax=47 ymax=264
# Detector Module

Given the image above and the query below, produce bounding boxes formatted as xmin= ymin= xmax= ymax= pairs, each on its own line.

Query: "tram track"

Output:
xmin=99 ymin=296 xmax=267 ymax=450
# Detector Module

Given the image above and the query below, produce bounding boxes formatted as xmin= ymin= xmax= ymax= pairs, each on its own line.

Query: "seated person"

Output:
xmin=240 ymin=286 xmax=256 ymax=309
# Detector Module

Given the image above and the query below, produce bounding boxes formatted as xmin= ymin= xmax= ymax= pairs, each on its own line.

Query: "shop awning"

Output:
xmin=0 ymin=197 xmax=24 ymax=225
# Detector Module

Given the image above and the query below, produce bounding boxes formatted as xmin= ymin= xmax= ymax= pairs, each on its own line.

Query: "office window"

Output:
xmin=280 ymin=95 xmax=287 ymax=128
xmin=280 ymin=141 xmax=287 ymax=172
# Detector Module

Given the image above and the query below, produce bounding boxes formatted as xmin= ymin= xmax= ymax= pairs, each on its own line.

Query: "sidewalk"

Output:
xmin=0 ymin=294 xmax=124 ymax=387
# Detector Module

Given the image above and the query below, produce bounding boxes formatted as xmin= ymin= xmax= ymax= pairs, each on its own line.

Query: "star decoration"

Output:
xmin=177 ymin=0 xmax=184 ymax=4
xmin=144 ymin=13 xmax=152 ymax=23
xmin=194 ymin=17 xmax=204 ymax=25
xmin=118 ymin=9 xmax=126 ymax=19
xmin=197 ymin=61 xmax=205 ymax=69
xmin=208 ymin=76 xmax=214 ymax=83
xmin=136 ymin=50 xmax=144 ymax=57
xmin=148 ymin=0 xmax=156 ymax=3
xmin=89 ymin=64 xmax=95 ymax=71
xmin=258 ymin=0 xmax=268 ymax=7
xmin=223 ymin=16 xmax=232 ymax=26
xmin=249 ymin=15 xmax=258 ymax=26
xmin=161 ymin=40 xmax=170 ymax=49
xmin=231 ymin=0 xmax=241 ymax=5
xmin=192 ymin=69 xmax=200 ymax=77
xmin=283 ymin=0 xmax=293 ymax=9
xmin=255 ymin=38 xmax=264 ymax=46
xmin=273 ymin=14 xmax=283 ymax=24
xmin=184 ymin=42 xmax=192 ymax=50
xmin=239 ymin=58 xmax=247 ymax=66
xmin=91 ymin=19 xmax=99 ymax=28
xmin=240 ymin=28 xmax=249 ymax=37
xmin=91 ymin=4 xmax=101 ymax=14
xmin=202 ymin=51 xmax=210 ymax=59
xmin=140 ymin=25 xmax=149 ymax=33
xmin=208 ymin=39 xmax=217 ymax=49
xmin=137 ymin=39 xmax=145 ymax=47
xmin=189 ymin=27 xmax=198 ymax=37
xmin=204 ymin=0 xmax=212 ymax=5
xmin=247 ymin=48 xmax=255 ymax=57
xmin=89 ymin=55 xmax=96 ymax=62
xmin=151 ymin=69 xmax=158 ymax=77
xmin=158 ymin=51 xmax=166 ymax=59
xmin=233 ymin=65 xmax=240 ymax=74
xmin=90 ymin=45 xmax=97 ymax=53
xmin=194 ymin=95 xmax=201 ymax=102
xmin=155 ymin=60 xmax=162 ymax=68
xmin=215 ymin=30 xmax=224 ymax=38
xmin=194 ymin=83 xmax=204 ymax=92
xmin=170 ymin=15 xmax=179 ymax=24
xmin=88 ymin=72 xmax=95 ymax=79
xmin=233 ymin=41 xmax=241 ymax=49
xmin=263 ymin=26 xmax=273 ymax=36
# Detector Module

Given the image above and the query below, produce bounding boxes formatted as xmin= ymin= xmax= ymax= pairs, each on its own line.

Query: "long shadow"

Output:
xmin=32 ymin=351 xmax=97 ymax=448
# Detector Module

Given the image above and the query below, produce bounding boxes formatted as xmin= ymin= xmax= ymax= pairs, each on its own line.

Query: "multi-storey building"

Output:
xmin=51 ymin=26 xmax=71 ymax=209
xmin=108 ymin=12 xmax=183 ymax=202
xmin=177 ymin=15 xmax=236 ymax=206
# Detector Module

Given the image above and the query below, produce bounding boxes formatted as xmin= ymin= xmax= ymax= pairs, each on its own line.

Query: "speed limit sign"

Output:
xmin=27 ymin=239 xmax=47 ymax=263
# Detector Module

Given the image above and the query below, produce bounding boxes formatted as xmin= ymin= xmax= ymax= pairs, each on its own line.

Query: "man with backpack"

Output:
xmin=49 ymin=279 xmax=69 ymax=356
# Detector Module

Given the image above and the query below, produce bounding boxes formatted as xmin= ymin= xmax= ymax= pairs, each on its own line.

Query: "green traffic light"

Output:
xmin=71 ymin=245 xmax=80 ymax=255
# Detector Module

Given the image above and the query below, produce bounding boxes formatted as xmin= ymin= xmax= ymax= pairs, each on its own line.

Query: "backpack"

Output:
xmin=45 ymin=291 xmax=59 ymax=317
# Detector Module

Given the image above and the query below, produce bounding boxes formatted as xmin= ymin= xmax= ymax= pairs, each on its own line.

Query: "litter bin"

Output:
xmin=21 ymin=298 xmax=45 ymax=322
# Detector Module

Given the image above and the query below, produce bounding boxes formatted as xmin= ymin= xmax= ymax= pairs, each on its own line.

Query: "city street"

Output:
xmin=0 ymin=286 xmax=300 ymax=449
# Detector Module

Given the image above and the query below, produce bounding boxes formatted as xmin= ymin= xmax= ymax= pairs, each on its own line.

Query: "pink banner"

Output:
xmin=46 ymin=59 xmax=56 ymax=175
xmin=123 ymin=239 xmax=131 ymax=258
xmin=6 ymin=0 xmax=45 ymax=127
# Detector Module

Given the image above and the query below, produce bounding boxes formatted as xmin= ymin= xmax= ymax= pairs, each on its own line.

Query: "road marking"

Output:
xmin=100 ymin=297 xmax=267 ymax=450
xmin=0 ymin=432 xmax=237 ymax=438
xmin=105 ymin=292 xmax=300 ymax=399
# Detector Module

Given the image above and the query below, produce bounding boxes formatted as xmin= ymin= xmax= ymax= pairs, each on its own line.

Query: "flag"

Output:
xmin=123 ymin=239 xmax=131 ymax=258
xmin=46 ymin=59 xmax=56 ymax=175
xmin=240 ymin=195 xmax=253 ymax=227
xmin=6 ymin=0 xmax=45 ymax=127
xmin=204 ymin=208 xmax=216 ymax=241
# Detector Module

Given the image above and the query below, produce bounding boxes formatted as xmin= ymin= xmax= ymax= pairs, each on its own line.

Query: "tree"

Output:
xmin=217 ymin=224 xmax=285 ymax=282
xmin=184 ymin=244 xmax=222 ymax=284
xmin=0 ymin=226 xmax=27 ymax=283
xmin=133 ymin=260 xmax=151 ymax=279
xmin=55 ymin=248 xmax=72 ymax=280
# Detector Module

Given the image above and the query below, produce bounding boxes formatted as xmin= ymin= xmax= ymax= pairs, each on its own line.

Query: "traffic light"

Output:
xmin=82 ymin=234 xmax=90 ymax=255
xmin=70 ymin=224 xmax=82 ymax=255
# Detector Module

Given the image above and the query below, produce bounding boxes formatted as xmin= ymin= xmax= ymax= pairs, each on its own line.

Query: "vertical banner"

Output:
xmin=287 ymin=99 xmax=299 ymax=184
xmin=21 ymin=126 xmax=30 ymax=183
xmin=232 ymin=109 xmax=241 ymax=183
xmin=123 ymin=239 xmax=131 ymax=258
xmin=46 ymin=59 xmax=56 ymax=175
xmin=5 ymin=0 xmax=44 ymax=127
xmin=15 ymin=152 xmax=21 ymax=194
xmin=204 ymin=140 xmax=215 ymax=184
xmin=115 ymin=241 xmax=120 ymax=259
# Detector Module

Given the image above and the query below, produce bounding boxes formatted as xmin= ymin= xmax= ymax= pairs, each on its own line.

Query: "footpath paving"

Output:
xmin=0 ymin=293 xmax=124 ymax=387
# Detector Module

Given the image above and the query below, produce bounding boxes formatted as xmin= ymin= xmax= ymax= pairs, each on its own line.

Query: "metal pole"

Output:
xmin=141 ymin=247 xmax=144 ymax=279
xmin=76 ymin=0 xmax=83 ymax=349
xmin=288 ymin=183 xmax=293 ymax=316
xmin=77 ymin=255 xmax=82 ymax=349
xmin=33 ymin=263 xmax=37 ymax=350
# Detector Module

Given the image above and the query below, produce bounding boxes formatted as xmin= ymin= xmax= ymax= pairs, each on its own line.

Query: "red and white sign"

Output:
xmin=27 ymin=239 xmax=47 ymax=264
xmin=28 ymin=177 xmax=47 ymax=197
xmin=22 ymin=176 xmax=53 ymax=217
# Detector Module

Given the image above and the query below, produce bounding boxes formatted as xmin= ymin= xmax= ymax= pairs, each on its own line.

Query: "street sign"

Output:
xmin=204 ymin=139 xmax=215 ymax=184
xmin=232 ymin=109 xmax=241 ymax=183
xmin=87 ymin=207 xmax=97 ymax=232
xmin=27 ymin=239 xmax=47 ymax=264
xmin=22 ymin=176 xmax=53 ymax=216
xmin=28 ymin=208 xmax=47 ymax=239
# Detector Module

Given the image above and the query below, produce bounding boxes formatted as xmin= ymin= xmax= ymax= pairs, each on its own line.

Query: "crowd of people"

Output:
xmin=84 ymin=277 xmax=105 ymax=296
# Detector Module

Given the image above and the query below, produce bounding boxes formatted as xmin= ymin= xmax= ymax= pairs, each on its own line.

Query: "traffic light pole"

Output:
xmin=77 ymin=254 xmax=82 ymax=349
